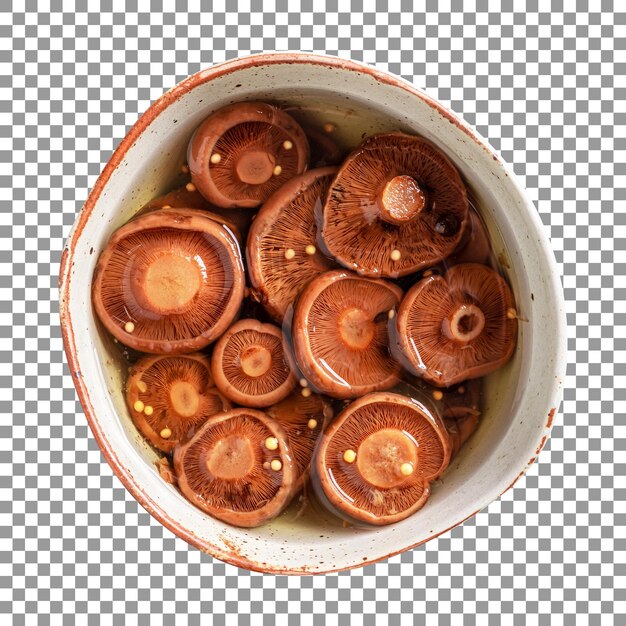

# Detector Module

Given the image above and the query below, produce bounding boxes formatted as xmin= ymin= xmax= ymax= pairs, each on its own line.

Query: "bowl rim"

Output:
xmin=59 ymin=51 xmax=566 ymax=575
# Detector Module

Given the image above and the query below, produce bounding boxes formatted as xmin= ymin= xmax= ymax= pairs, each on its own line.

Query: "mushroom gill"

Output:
xmin=173 ymin=408 xmax=296 ymax=527
xmin=92 ymin=208 xmax=245 ymax=354
xmin=395 ymin=263 xmax=518 ymax=387
xmin=312 ymin=392 xmax=451 ymax=526
xmin=321 ymin=132 xmax=469 ymax=277
xmin=126 ymin=354 xmax=231 ymax=452
xmin=187 ymin=102 xmax=309 ymax=209
xmin=211 ymin=319 xmax=297 ymax=407
xmin=247 ymin=167 xmax=337 ymax=322
xmin=291 ymin=270 xmax=402 ymax=399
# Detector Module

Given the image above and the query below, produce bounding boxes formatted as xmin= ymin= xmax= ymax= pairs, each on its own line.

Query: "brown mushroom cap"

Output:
xmin=321 ymin=132 xmax=469 ymax=277
xmin=395 ymin=263 xmax=518 ymax=387
xmin=443 ymin=407 xmax=480 ymax=458
xmin=187 ymin=102 xmax=309 ymax=209
xmin=266 ymin=391 xmax=334 ymax=492
xmin=291 ymin=270 xmax=402 ymax=399
xmin=246 ymin=167 xmax=337 ymax=321
xmin=126 ymin=354 xmax=231 ymax=452
xmin=447 ymin=208 xmax=491 ymax=266
xmin=211 ymin=319 xmax=297 ymax=407
xmin=92 ymin=208 xmax=245 ymax=354
xmin=426 ymin=378 xmax=482 ymax=457
xmin=173 ymin=408 xmax=296 ymax=527
xmin=313 ymin=392 xmax=451 ymax=526
xmin=139 ymin=186 xmax=253 ymax=242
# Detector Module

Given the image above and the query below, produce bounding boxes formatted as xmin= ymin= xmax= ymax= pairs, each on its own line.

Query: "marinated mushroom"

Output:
xmin=426 ymin=379 xmax=481 ymax=457
xmin=187 ymin=102 xmax=309 ymax=209
xmin=92 ymin=208 xmax=245 ymax=354
xmin=313 ymin=392 xmax=451 ymax=526
xmin=395 ymin=263 xmax=518 ymax=387
xmin=443 ymin=406 xmax=480 ymax=458
xmin=247 ymin=167 xmax=337 ymax=321
xmin=139 ymin=185 xmax=253 ymax=241
xmin=321 ymin=132 xmax=469 ymax=277
xmin=211 ymin=319 xmax=297 ymax=407
xmin=126 ymin=354 xmax=231 ymax=452
xmin=291 ymin=270 xmax=402 ymax=399
xmin=173 ymin=408 xmax=296 ymax=527
xmin=446 ymin=208 xmax=491 ymax=266
xmin=267 ymin=391 xmax=334 ymax=492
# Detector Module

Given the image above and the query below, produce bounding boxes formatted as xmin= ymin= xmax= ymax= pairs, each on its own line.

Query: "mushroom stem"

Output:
xmin=139 ymin=254 xmax=202 ymax=314
xmin=338 ymin=307 xmax=375 ymax=351
xmin=240 ymin=345 xmax=273 ymax=378
xmin=356 ymin=428 xmax=419 ymax=489
xmin=170 ymin=381 xmax=200 ymax=418
xmin=235 ymin=150 xmax=276 ymax=185
xmin=442 ymin=304 xmax=486 ymax=343
xmin=378 ymin=175 xmax=426 ymax=225
xmin=205 ymin=435 xmax=255 ymax=479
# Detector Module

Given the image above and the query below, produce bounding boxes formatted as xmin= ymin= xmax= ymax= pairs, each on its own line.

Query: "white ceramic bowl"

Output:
xmin=59 ymin=53 xmax=566 ymax=574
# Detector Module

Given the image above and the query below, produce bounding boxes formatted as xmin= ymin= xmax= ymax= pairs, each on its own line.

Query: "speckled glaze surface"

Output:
xmin=59 ymin=53 xmax=567 ymax=574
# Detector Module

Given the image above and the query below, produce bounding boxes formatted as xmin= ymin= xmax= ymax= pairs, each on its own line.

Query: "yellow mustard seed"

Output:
xmin=400 ymin=462 xmax=414 ymax=476
xmin=343 ymin=449 xmax=357 ymax=463
xmin=265 ymin=437 xmax=279 ymax=451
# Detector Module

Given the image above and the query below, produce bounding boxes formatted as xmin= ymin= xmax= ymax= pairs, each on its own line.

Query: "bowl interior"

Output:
xmin=61 ymin=56 xmax=564 ymax=573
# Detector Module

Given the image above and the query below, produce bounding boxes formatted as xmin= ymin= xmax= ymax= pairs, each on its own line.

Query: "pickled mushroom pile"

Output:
xmin=92 ymin=101 xmax=519 ymax=528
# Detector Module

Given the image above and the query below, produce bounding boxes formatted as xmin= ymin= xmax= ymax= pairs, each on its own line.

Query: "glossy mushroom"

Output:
xmin=446 ymin=208 xmax=491 ymax=266
xmin=126 ymin=354 xmax=231 ymax=452
xmin=443 ymin=406 xmax=480 ymax=458
xmin=247 ymin=167 xmax=337 ymax=322
xmin=312 ymin=392 xmax=451 ymax=526
xmin=92 ymin=208 xmax=245 ymax=354
xmin=266 ymin=391 xmax=334 ymax=492
xmin=211 ymin=319 xmax=297 ymax=407
xmin=395 ymin=263 xmax=518 ymax=387
xmin=139 ymin=185 xmax=253 ymax=241
xmin=291 ymin=270 xmax=402 ymax=399
xmin=321 ymin=132 xmax=469 ymax=277
xmin=173 ymin=408 xmax=296 ymax=527
xmin=188 ymin=102 xmax=309 ymax=209
xmin=426 ymin=379 xmax=482 ymax=458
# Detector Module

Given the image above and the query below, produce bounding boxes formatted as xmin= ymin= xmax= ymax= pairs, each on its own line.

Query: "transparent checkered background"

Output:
xmin=1 ymin=1 xmax=624 ymax=622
